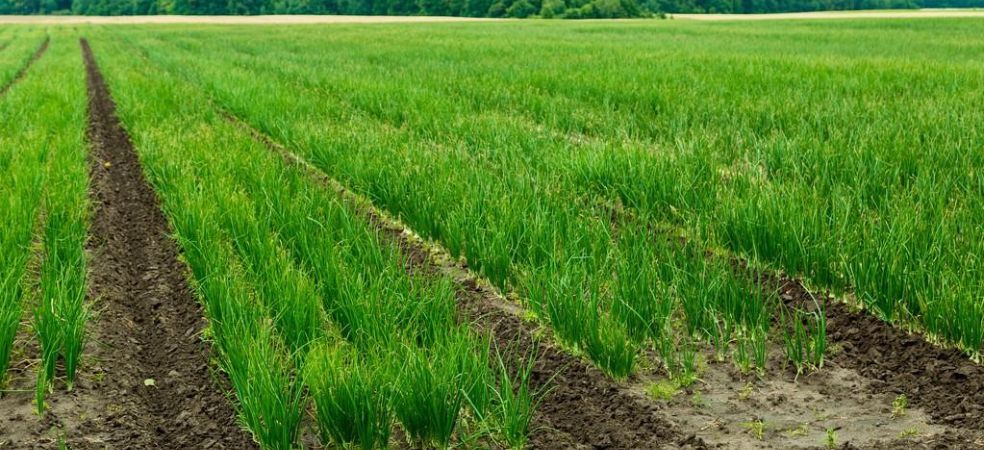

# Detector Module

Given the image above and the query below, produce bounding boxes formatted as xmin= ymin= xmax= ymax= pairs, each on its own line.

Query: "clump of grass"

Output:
xmin=484 ymin=346 xmax=552 ymax=450
xmin=892 ymin=393 xmax=908 ymax=418
xmin=392 ymin=347 xmax=465 ymax=449
xmin=584 ymin=316 xmax=638 ymax=380
xmin=781 ymin=305 xmax=826 ymax=375
xmin=647 ymin=379 xmax=680 ymax=401
xmin=742 ymin=419 xmax=766 ymax=440
xmin=0 ymin=268 xmax=25 ymax=388
xmin=824 ymin=427 xmax=838 ymax=449
xmin=786 ymin=423 xmax=809 ymax=437
xmin=305 ymin=344 xmax=393 ymax=450
xmin=646 ymin=372 xmax=697 ymax=402
xmin=221 ymin=319 xmax=305 ymax=450
xmin=899 ymin=427 xmax=919 ymax=438
xmin=33 ymin=299 xmax=62 ymax=416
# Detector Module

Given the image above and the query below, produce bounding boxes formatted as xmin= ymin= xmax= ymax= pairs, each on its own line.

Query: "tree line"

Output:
xmin=1 ymin=0 xmax=981 ymax=22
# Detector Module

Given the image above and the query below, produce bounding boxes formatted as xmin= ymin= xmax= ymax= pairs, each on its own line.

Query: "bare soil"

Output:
xmin=774 ymin=275 xmax=984 ymax=445
xmin=0 ymin=40 xmax=256 ymax=449
xmin=75 ymin=37 xmax=254 ymax=449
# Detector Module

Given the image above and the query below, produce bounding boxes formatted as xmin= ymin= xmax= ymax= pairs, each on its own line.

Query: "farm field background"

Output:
xmin=0 ymin=17 xmax=982 ymax=449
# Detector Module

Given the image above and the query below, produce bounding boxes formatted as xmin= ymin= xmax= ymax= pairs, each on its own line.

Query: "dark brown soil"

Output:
xmin=54 ymin=39 xmax=256 ymax=449
xmin=0 ymin=36 xmax=48 ymax=96
xmin=224 ymin=113 xmax=706 ymax=450
xmin=454 ymin=278 xmax=707 ymax=450
xmin=773 ymin=275 xmax=984 ymax=435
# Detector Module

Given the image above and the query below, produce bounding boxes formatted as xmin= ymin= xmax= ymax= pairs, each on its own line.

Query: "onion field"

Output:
xmin=0 ymin=17 xmax=982 ymax=450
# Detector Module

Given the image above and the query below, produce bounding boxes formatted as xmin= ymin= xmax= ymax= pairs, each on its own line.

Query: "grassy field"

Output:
xmin=110 ymin=19 xmax=984 ymax=361
xmin=0 ymin=18 xmax=982 ymax=449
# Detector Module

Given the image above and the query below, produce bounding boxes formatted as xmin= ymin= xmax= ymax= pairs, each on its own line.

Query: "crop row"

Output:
xmin=0 ymin=29 xmax=44 ymax=90
xmin=105 ymin=22 xmax=849 ymax=383
xmin=0 ymin=33 xmax=90 ymax=413
xmin=118 ymin=20 xmax=984 ymax=364
xmin=87 ymin=32 xmax=541 ymax=449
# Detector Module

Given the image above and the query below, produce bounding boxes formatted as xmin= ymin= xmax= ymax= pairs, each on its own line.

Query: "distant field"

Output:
xmin=0 ymin=14 xmax=499 ymax=24
xmin=1 ymin=19 xmax=982 ymax=449
xmin=673 ymin=9 xmax=984 ymax=20
xmin=2 ymin=10 xmax=984 ymax=23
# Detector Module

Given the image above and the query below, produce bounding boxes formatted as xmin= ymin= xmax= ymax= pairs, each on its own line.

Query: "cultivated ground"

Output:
xmin=1 ymin=17 xmax=982 ymax=450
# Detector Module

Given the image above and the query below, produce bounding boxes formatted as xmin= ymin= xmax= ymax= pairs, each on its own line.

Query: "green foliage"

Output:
xmin=7 ymin=0 xmax=979 ymax=17
xmin=0 ymin=31 xmax=52 ymax=390
xmin=0 ymin=33 xmax=89 ymax=408
xmin=392 ymin=348 xmax=465 ymax=448
xmin=892 ymin=394 xmax=908 ymax=418
xmin=506 ymin=0 xmax=536 ymax=16
xmin=5 ymin=20 xmax=984 ymax=449
xmin=108 ymin=19 xmax=984 ymax=391
xmin=305 ymin=345 xmax=393 ymax=450
xmin=825 ymin=427 xmax=838 ymax=448
xmin=487 ymin=347 xmax=549 ymax=450
xmin=83 ymin=32 xmax=544 ymax=448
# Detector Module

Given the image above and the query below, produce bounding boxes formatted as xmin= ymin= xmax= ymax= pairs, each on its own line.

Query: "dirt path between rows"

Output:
xmin=224 ymin=113 xmax=706 ymax=449
xmin=47 ymin=39 xmax=255 ymax=449
xmin=770 ymin=274 xmax=984 ymax=447
xmin=0 ymin=36 xmax=48 ymax=97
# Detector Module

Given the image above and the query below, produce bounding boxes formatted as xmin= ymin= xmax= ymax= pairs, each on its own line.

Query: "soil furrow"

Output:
xmin=599 ymin=197 xmax=984 ymax=447
xmin=0 ymin=36 xmax=48 ymax=97
xmin=624 ymin=218 xmax=984 ymax=447
xmin=73 ymin=39 xmax=256 ymax=449
xmin=770 ymin=275 xmax=984 ymax=443
xmin=223 ymin=113 xmax=706 ymax=450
